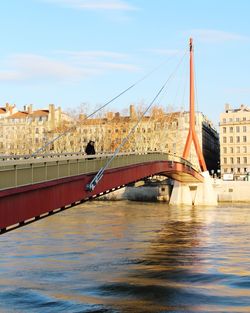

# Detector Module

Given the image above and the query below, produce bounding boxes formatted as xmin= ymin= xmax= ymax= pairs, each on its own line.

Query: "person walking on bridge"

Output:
xmin=85 ymin=140 xmax=96 ymax=158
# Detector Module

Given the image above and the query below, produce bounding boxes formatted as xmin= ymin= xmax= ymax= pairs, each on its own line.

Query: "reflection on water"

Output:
xmin=0 ymin=201 xmax=250 ymax=312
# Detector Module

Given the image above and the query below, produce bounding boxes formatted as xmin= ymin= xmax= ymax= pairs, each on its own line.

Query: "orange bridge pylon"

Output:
xmin=182 ymin=38 xmax=207 ymax=172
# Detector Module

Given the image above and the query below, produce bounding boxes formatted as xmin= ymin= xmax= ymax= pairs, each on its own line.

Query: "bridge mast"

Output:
xmin=182 ymin=38 xmax=207 ymax=172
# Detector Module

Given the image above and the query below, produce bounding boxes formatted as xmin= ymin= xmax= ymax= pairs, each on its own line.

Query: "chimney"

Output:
xmin=79 ymin=113 xmax=87 ymax=120
xmin=129 ymin=104 xmax=136 ymax=119
xmin=49 ymin=104 xmax=55 ymax=129
xmin=106 ymin=112 xmax=114 ymax=120
xmin=225 ymin=103 xmax=231 ymax=112
xmin=28 ymin=104 xmax=33 ymax=114
xmin=115 ymin=112 xmax=120 ymax=118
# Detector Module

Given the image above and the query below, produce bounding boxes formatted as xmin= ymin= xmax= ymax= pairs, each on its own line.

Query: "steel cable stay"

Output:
xmin=29 ymin=53 xmax=180 ymax=158
xmin=86 ymin=50 xmax=188 ymax=191
xmin=135 ymin=54 xmax=188 ymax=154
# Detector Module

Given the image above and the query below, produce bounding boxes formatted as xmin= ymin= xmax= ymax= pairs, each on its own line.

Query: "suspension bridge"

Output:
xmin=0 ymin=39 xmax=218 ymax=234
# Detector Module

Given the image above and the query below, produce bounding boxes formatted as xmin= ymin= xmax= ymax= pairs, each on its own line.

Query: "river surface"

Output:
xmin=0 ymin=201 xmax=250 ymax=313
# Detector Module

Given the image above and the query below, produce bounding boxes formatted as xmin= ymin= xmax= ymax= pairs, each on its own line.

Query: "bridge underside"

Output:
xmin=0 ymin=160 xmax=203 ymax=234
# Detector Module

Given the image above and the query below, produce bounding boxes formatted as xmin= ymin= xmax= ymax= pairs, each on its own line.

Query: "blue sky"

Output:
xmin=0 ymin=0 xmax=249 ymax=126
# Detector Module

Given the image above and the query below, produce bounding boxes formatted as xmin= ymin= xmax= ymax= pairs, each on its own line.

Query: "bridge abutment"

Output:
xmin=169 ymin=181 xmax=193 ymax=205
xmin=169 ymin=171 xmax=218 ymax=206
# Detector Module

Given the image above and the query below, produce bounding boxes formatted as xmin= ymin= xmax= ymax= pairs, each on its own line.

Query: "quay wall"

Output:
xmin=214 ymin=180 xmax=250 ymax=203
xmin=99 ymin=180 xmax=250 ymax=203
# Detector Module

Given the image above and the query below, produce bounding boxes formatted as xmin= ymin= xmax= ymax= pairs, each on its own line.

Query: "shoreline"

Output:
xmin=98 ymin=180 xmax=250 ymax=203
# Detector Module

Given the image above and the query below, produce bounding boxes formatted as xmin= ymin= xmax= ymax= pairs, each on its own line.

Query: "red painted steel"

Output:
xmin=183 ymin=38 xmax=207 ymax=171
xmin=0 ymin=161 xmax=203 ymax=231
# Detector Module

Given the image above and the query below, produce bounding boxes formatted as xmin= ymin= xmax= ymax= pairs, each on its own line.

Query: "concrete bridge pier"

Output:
xmin=169 ymin=181 xmax=193 ymax=205
xmin=169 ymin=171 xmax=218 ymax=206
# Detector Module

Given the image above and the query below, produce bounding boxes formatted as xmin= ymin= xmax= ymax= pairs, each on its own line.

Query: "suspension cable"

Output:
xmin=86 ymin=50 xmax=188 ymax=191
xmin=29 ymin=54 xmax=178 ymax=158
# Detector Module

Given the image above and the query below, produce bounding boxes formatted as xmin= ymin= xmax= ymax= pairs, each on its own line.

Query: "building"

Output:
xmin=50 ymin=104 xmax=219 ymax=172
xmin=0 ymin=103 xmax=17 ymax=119
xmin=0 ymin=103 xmax=219 ymax=173
xmin=0 ymin=104 xmax=65 ymax=154
xmin=220 ymin=104 xmax=250 ymax=180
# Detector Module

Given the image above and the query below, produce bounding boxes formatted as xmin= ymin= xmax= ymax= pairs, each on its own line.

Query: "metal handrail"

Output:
xmin=0 ymin=152 xmax=199 ymax=191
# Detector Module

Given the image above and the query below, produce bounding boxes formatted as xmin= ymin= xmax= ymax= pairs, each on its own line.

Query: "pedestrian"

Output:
xmin=85 ymin=140 xmax=96 ymax=158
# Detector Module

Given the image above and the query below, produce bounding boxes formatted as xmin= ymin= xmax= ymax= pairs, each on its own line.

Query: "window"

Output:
xmin=236 ymin=118 xmax=240 ymax=122
xmin=230 ymin=127 xmax=233 ymax=133
xmin=223 ymin=158 xmax=227 ymax=164
xmin=243 ymin=117 xmax=246 ymax=121
xmin=223 ymin=127 xmax=226 ymax=133
xmin=243 ymin=146 xmax=247 ymax=153
xmin=223 ymin=118 xmax=226 ymax=123
xmin=223 ymin=147 xmax=227 ymax=154
xmin=237 ymin=157 xmax=240 ymax=164
xmin=230 ymin=136 xmax=233 ymax=143
xmin=229 ymin=118 xmax=233 ymax=122
xmin=243 ymin=136 xmax=247 ymax=143
xmin=237 ymin=146 xmax=240 ymax=153
xmin=243 ymin=126 xmax=247 ymax=132
xmin=236 ymin=126 xmax=240 ymax=132
xmin=244 ymin=157 xmax=247 ymax=164
xmin=223 ymin=137 xmax=227 ymax=143
xmin=236 ymin=136 xmax=240 ymax=143
xmin=237 ymin=168 xmax=241 ymax=173
xmin=35 ymin=128 xmax=39 ymax=134
xmin=230 ymin=147 xmax=233 ymax=153
xmin=230 ymin=157 xmax=234 ymax=164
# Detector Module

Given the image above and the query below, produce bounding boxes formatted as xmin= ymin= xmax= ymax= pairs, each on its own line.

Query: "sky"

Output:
xmin=0 ymin=0 xmax=250 ymax=127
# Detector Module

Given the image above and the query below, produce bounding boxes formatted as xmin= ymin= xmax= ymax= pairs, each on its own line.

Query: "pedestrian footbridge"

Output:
xmin=0 ymin=152 xmax=202 ymax=234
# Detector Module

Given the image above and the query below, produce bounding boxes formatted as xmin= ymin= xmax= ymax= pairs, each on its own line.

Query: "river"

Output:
xmin=0 ymin=201 xmax=250 ymax=312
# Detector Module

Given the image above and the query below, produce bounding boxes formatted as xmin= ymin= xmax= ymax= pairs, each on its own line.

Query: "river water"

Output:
xmin=0 ymin=201 xmax=250 ymax=313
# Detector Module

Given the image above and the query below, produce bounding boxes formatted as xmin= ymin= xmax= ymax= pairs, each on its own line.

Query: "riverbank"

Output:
xmin=99 ymin=180 xmax=250 ymax=203
xmin=214 ymin=180 xmax=250 ymax=202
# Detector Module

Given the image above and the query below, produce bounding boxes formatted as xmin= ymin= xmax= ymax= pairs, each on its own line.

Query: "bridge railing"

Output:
xmin=0 ymin=152 xmax=197 ymax=191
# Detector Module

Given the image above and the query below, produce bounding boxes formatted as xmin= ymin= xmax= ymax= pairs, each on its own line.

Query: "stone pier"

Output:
xmin=169 ymin=171 xmax=218 ymax=206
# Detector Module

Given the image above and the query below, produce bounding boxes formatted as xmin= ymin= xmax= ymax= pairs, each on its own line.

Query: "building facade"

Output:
xmin=220 ymin=104 xmax=250 ymax=180
xmin=0 ymin=103 xmax=219 ymax=173
xmin=0 ymin=104 xmax=65 ymax=154
xmin=50 ymin=105 xmax=219 ymax=172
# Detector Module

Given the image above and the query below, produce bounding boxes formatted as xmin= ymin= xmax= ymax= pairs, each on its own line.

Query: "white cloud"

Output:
xmin=42 ymin=0 xmax=137 ymax=11
xmin=0 ymin=51 xmax=138 ymax=82
xmin=0 ymin=70 xmax=22 ymax=81
xmin=187 ymin=29 xmax=249 ymax=43
xmin=10 ymin=54 xmax=91 ymax=80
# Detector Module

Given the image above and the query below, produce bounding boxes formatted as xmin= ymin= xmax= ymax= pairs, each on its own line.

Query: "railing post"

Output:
xmin=45 ymin=162 xmax=47 ymax=180
xmin=14 ymin=165 xmax=17 ymax=187
xmin=31 ymin=163 xmax=34 ymax=184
